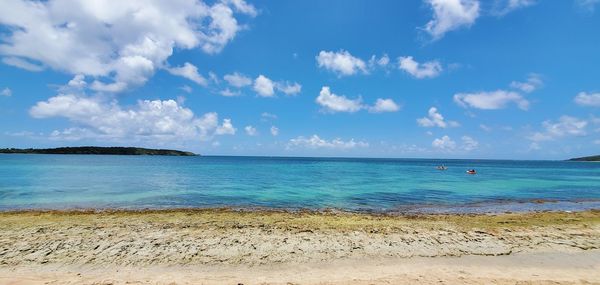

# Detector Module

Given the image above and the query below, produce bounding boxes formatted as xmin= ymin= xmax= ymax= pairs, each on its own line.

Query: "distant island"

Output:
xmin=568 ymin=155 xmax=600 ymax=162
xmin=0 ymin=146 xmax=196 ymax=156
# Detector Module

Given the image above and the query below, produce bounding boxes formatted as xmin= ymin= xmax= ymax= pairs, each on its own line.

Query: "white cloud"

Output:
xmin=316 ymin=86 xmax=399 ymax=114
xmin=219 ymin=88 xmax=241 ymax=97
xmin=398 ymin=56 xmax=442 ymax=79
xmin=454 ymin=90 xmax=529 ymax=110
xmin=5 ymin=131 xmax=37 ymax=137
xmin=574 ymin=92 xmax=600 ymax=107
xmin=1 ymin=88 xmax=11 ymax=97
xmin=509 ymin=74 xmax=543 ymax=93
xmin=316 ymin=50 xmax=367 ymax=76
xmin=65 ymin=74 xmax=87 ymax=90
xmin=29 ymin=94 xmax=235 ymax=142
xmin=368 ymin=54 xmax=390 ymax=68
xmin=287 ymin=135 xmax=368 ymax=149
xmin=423 ymin=0 xmax=480 ymax=40
xmin=180 ymin=85 xmax=193 ymax=94
xmin=222 ymin=0 xmax=259 ymax=17
xmin=223 ymin=72 xmax=252 ymax=88
xmin=417 ymin=107 xmax=459 ymax=128
xmin=270 ymin=126 xmax=279 ymax=136
xmin=432 ymin=135 xmax=456 ymax=150
xmin=493 ymin=0 xmax=536 ymax=16
xmin=276 ymin=82 xmax=302 ymax=96
xmin=2 ymin=56 xmax=43 ymax=72
xmin=253 ymin=75 xmax=275 ymax=97
xmin=244 ymin=125 xmax=257 ymax=136
xmin=0 ymin=0 xmax=256 ymax=92
xmin=368 ymin=98 xmax=400 ymax=113
xmin=528 ymin=116 xmax=588 ymax=142
xmin=167 ymin=62 xmax=207 ymax=86
xmin=230 ymin=74 xmax=301 ymax=97
xmin=315 ymin=86 xmax=363 ymax=113
xmin=261 ymin=112 xmax=277 ymax=120
xmin=577 ymin=0 xmax=600 ymax=12
xmin=208 ymin=72 xmax=219 ymax=84
xmin=594 ymin=139 xmax=600 ymax=145
xmin=479 ymin=124 xmax=492 ymax=132
xmin=432 ymin=135 xmax=477 ymax=151
xmin=216 ymin=119 xmax=236 ymax=135
xmin=461 ymin=135 xmax=479 ymax=151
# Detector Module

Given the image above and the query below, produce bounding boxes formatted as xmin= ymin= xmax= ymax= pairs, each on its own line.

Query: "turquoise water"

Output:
xmin=1 ymin=155 xmax=599 ymax=213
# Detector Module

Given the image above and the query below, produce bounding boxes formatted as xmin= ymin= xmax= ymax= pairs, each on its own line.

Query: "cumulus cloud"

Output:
xmin=432 ymin=135 xmax=456 ymax=150
xmin=432 ymin=135 xmax=478 ymax=151
xmin=270 ymin=126 xmax=279 ymax=136
xmin=315 ymin=86 xmax=363 ymax=113
xmin=276 ymin=82 xmax=302 ymax=96
xmin=224 ymin=72 xmax=252 ymax=88
xmin=423 ymin=0 xmax=480 ymax=40
xmin=417 ymin=107 xmax=459 ymax=128
xmin=29 ymin=94 xmax=236 ymax=142
xmin=454 ymin=75 xmax=543 ymax=110
xmin=398 ymin=56 xmax=442 ymax=79
xmin=368 ymin=98 xmax=400 ymax=113
xmin=528 ymin=116 xmax=588 ymax=142
xmin=316 ymin=86 xmax=399 ymax=114
xmin=167 ymin=62 xmax=208 ymax=86
xmin=65 ymin=75 xmax=87 ymax=90
xmin=574 ymin=92 xmax=600 ymax=107
xmin=509 ymin=74 xmax=543 ymax=93
xmin=219 ymin=88 xmax=241 ymax=97
xmin=244 ymin=125 xmax=257 ymax=136
xmin=253 ymin=75 xmax=275 ymax=97
xmin=0 ymin=0 xmax=256 ymax=92
xmin=368 ymin=54 xmax=390 ymax=68
xmin=1 ymin=88 xmax=11 ymax=97
xmin=454 ymin=90 xmax=529 ymax=110
xmin=316 ymin=50 xmax=367 ymax=76
xmin=224 ymin=74 xmax=302 ymax=97
xmin=287 ymin=135 xmax=368 ymax=149
xmin=216 ymin=119 xmax=236 ymax=135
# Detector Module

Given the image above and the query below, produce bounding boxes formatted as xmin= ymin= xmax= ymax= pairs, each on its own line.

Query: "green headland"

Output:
xmin=0 ymin=146 xmax=196 ymax=156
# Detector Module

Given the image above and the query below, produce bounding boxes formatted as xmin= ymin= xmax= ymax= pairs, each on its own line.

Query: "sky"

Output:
xmin=0 ymin=0 xmax=599 ymax=160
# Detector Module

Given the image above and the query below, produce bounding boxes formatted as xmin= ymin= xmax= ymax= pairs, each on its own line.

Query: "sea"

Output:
xmin=1 ymin=154 xmax=599 ymax=213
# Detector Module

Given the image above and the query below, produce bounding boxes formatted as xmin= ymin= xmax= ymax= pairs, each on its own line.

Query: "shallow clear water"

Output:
xmin=1 ymin=155 xmax=599 ymax=213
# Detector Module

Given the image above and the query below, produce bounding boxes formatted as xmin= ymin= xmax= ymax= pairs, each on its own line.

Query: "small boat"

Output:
xmin=466 ymin=169 xmax=477 ymax=175
xmin=436 ymin=165 xmax=448 ymax=170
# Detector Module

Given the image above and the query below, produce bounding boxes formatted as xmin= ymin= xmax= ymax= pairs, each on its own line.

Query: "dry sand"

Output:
xmin=0 ymin=209 xmax=599 ymax=284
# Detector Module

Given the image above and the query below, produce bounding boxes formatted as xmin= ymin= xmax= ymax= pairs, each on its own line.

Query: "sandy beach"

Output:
xmin=0 ymin=209 xmax=599 ymax=284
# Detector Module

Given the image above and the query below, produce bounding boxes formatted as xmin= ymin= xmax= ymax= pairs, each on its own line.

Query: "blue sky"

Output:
xmin=0 ymin=0 xmax=599 ymax=159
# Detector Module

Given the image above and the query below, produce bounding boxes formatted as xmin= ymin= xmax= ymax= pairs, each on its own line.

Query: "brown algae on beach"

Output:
xmin=0 ymin=209 xmax=599 ymax=266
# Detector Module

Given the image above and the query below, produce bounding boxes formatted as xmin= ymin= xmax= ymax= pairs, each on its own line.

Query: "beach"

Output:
xmin=1 ymin=209 xmax=599 ymax=284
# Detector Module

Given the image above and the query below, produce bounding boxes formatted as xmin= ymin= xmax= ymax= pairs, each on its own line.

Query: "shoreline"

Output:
xmin=2 ymin=198 xmax=600 ymax=215
xmin=1 ymin=209 xmax=599 ymax=284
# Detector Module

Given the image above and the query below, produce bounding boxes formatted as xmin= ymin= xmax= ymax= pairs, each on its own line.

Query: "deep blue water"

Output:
xmin=1 ymin=155 xmax=599 ymax=213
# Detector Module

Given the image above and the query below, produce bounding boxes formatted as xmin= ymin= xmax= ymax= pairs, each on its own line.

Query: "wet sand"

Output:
xmin=0 ymin=209 xmax=599 ymax=284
